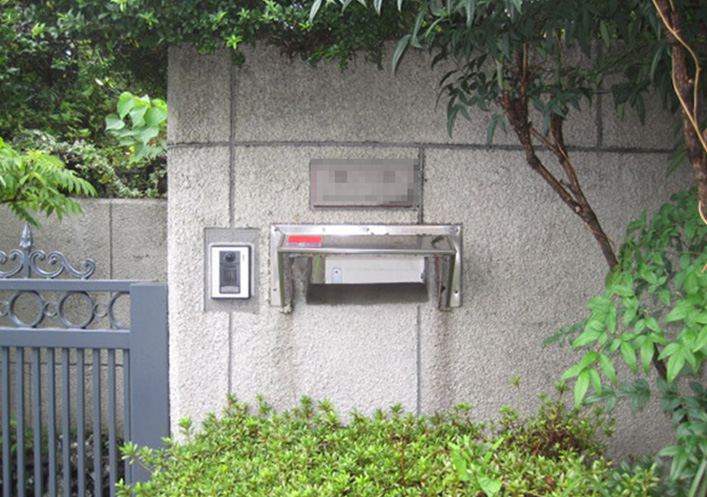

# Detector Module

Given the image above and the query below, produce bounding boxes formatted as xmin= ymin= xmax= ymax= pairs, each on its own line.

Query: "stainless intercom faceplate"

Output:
xmin=204 ymin=228 xmax=259 ymax=313
xmin=210 ymin=245 xmax=250 ymax=299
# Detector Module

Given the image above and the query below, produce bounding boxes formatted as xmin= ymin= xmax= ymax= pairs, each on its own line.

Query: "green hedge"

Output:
xmin=118 ymin=395 xmax=658 ymax=497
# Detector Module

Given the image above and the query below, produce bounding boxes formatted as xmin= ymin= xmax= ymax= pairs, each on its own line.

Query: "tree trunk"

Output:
xmin=498 ymin=67 xmax=619 ymax=272
xmin=651 ymin=0 xmax=707 ymax=399
xmin=653 ymin=0 xmax=707 ymax=215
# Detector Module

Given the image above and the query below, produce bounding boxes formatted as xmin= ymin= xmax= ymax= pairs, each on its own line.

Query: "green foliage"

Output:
xmin=551 ymin=189 xmax=707 ymax=495
xmin=0 ymin=137 xmax=96 ymax=226
xmin=105 ymin=92 xmax=167 ymax=164
xmin=399 ymin=0 xmax=606 ymax=138
xmin=0 ymin=417 xmax=46 ymax=495
xmin=94 ymin=0 xmax=416 ymax=70
xmin=118 ymin=395 xmax=656 ymax=497
xmin=0 ymin=0 xmax=167 ymax=201
xmin=10 ymin=129 xmax=165 ymax=198
xmin=0 ymin=0 xmax=165 ymax=144
xmin=102 ymin=91 xmax=168 ymax=196
xmin=313 ymin=0 xmax=672 ymax=141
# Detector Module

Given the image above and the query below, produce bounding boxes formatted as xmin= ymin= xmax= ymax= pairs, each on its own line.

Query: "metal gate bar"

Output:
xmin=0 ymin=225 xmax=169 ymax=497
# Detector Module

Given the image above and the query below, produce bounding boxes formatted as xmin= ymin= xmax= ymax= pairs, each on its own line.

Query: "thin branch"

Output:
xmin=529 ymin=127 xmax=558 ymax=154
xmin=651 ymin=0 xmax=707 ymax=156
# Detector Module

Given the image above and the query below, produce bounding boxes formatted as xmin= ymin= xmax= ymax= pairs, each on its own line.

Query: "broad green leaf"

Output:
xmin=694 ymin=311 xmax=707 ymax=325
xmin=598 ymin=354 xmax=617 ymax=384
xmin=574 ymin=369 xmax=591 ymax=408
xmin=665 ymin=348 xmax=685 ymax=383
xmin=129 ymin=105 xmax=148 ymax=128
xmin=623 ymin=301 xmax=638 ymax=326
xmin=606 ymin=306 xmax=617 ymax=335
xmin=639 ymin=265 xmax=658 ymax=285
xmin=561 ymin=352 xmax=599 ymax=381
xmin=645 ymin=317 xmax=661 ymax=333
xmin=451 ymin=449 xmax=468 ymax=479
xmin=144 ymin=106 xmax=167 ymax=128
xmin=611 ymin=284 xmax=634 ymax=298
xmin=572 ymin=320 xmax=602 ymax=348
xmin=136 ymin=126 xmax=160 ymax=145
xmin=600 ymin=20 xmax=610 ymax=48
xmin=105 ymin=114 xmax=126 ymax=131
xmin=665 ymin=300 xmax=693 ymax=323
xmin=478 ymin=476 xmax=502 ymax=496
xmin=587 ymin=295 xmax=612 ymax=313
xmin=117 ymin=92 xmax=135 ymax=119
xmin=620 ymin=342 xmax=638 ymax=373
xmin=649 ymin=46 xmax=664 ymax=81
xmin=680 ymin=253 xmax=692 ymax=270
xmin=561 ymin=363 xmax=585 ymax=381
xmin=588 ymin=368 xmax=603 ymax=395
xmin=392 ymin=35 xmax=411 ymax=73
xmin=659 ymin=342 xmax=681 ymax=360
xmin=659 ymin=445 xmax=687 ymax=480
xmin=578 ymin=351 xmax=600 ymax=369
xmin=685 ymin=272 xmax=699 ymax=295
xmin=464 ymin=0 xmax=476 ymax=25
xmin=684 ymin=345 xmax=699 ymax=372
xmin=658 ymin=289 xmax=671 ymax=306
xmin=639 ymin=338 xmax=654 ymax=374
xmin=693 ymin=325 xmax=707 ymax=353
xmin=635 ymin=319 xmax=646 ymax=334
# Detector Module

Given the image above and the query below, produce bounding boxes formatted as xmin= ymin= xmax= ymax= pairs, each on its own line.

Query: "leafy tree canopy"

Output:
xmin=0 ymin=0 xmax=165 ymax=142
xmin=0 ymin=138 xmax=96 ymax=226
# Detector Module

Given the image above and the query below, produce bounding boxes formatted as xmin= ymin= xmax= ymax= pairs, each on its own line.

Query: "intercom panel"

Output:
xmin=210 ymin=245 xmax=251 ymax=299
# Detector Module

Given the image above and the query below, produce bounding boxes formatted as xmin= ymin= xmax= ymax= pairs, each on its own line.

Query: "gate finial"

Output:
xmin=1 ymin=223 xmax=95 ymax=279
xmin=19 ymin=222 xmax=33 ymax=253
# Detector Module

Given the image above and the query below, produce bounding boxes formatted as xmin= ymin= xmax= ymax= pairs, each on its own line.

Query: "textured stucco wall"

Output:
xmin=168 ymin=44 xmax=692 ymax=457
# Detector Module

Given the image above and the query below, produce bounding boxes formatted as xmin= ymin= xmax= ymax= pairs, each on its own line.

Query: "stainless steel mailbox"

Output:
xmin=270 ymin=224 xmax=462 ymax=311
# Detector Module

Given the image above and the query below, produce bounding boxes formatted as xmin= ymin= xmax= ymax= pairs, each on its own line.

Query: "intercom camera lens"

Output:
xmin=224 ymin=252 xmax=236 ymax=262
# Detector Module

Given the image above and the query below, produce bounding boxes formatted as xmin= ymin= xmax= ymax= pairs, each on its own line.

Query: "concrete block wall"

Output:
xmin=168 ymin=44 xmax=693 ymax=457
xmin=0 ymin=199 xmax=167 ymax=282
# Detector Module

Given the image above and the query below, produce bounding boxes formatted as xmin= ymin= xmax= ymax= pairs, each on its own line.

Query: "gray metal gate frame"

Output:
xmin=0 ymin=224 xmax=169 ymax=496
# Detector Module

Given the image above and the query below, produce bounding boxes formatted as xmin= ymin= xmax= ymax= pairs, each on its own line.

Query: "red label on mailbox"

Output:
xmin=285 ymin=235 xmax=322 ymax=247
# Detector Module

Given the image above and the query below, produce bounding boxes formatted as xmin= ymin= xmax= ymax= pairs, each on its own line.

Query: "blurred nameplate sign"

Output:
xmin=310 ymin=159 xmax=419 ymax=208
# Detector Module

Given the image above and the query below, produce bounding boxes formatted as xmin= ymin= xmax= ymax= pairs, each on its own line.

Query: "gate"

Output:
xmin=0 ymin=224 xmax=169 ymax=496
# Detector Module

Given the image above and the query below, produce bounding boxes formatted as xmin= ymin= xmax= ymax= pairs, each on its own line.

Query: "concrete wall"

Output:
xmin=168 ymin=44 xmax=693 ymax=457
xmin=0 ymin=199 xmax=167 ymax=282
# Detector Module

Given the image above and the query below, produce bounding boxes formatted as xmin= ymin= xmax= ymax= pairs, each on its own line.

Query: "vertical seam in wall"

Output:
xmin=596 ymin=44 xmax=604 ymax=148
xmin=229 ymin=58 xmax=237 ymax=229
xmin=228 ymin=55 xmax=237 ymax=394
xmin=416 ymin=305 xmax=422 ymax=416
xmin=109 ymin=200 xmax=114 ymax=279
xmin=418 ymin=147 xmax=425 ymax=224
xmin=416 ymin=148 xmax=424 ymax=415
xmin=228 ymin=313 xmax=233 ymax=393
